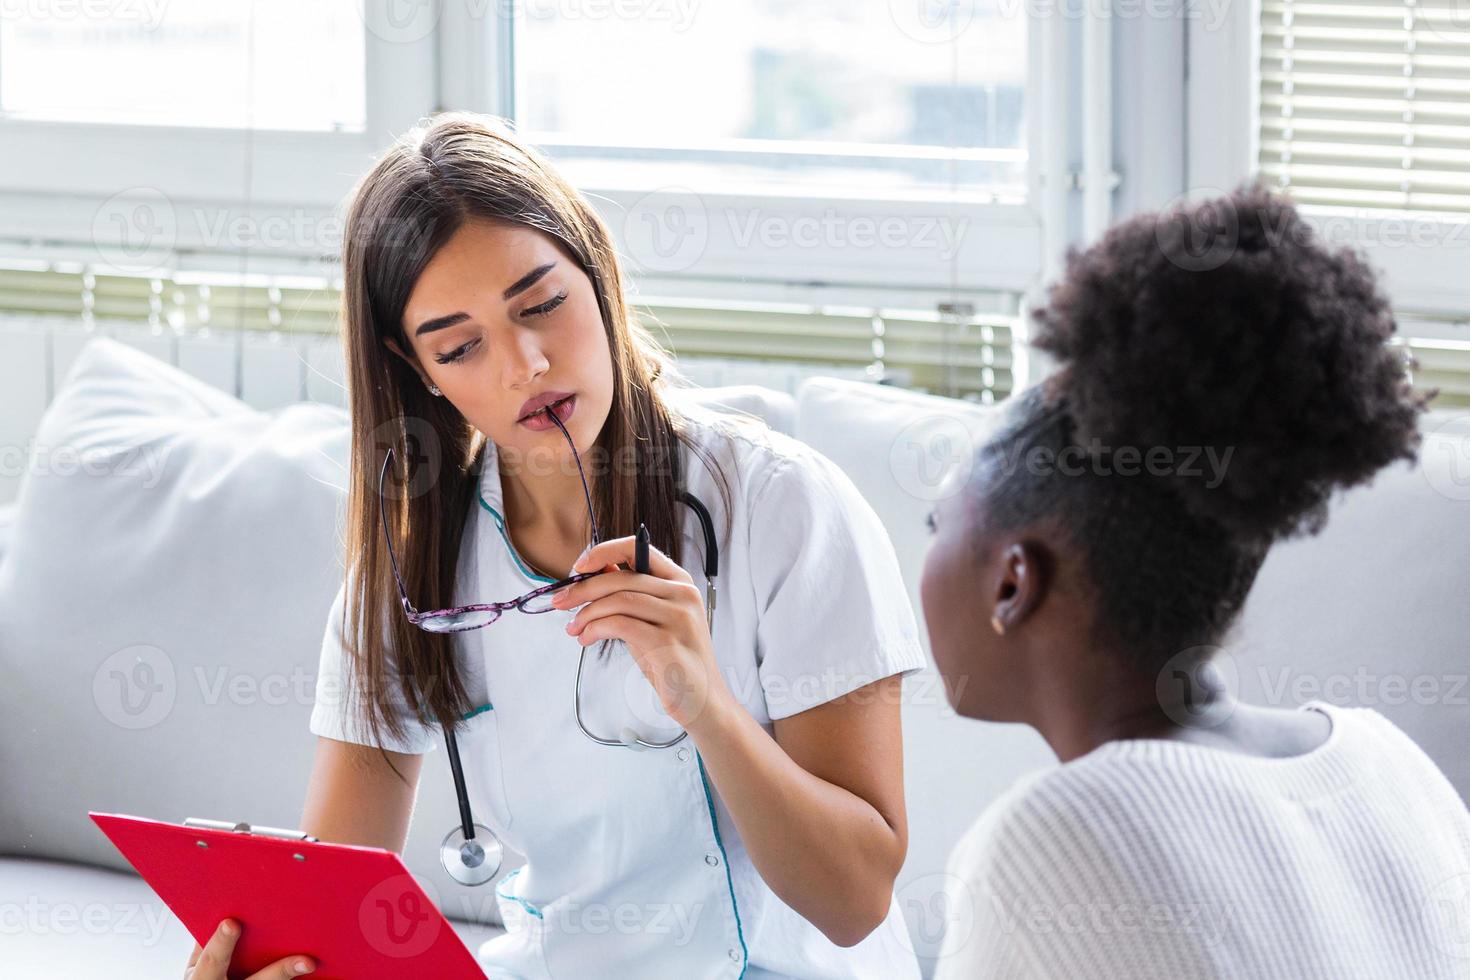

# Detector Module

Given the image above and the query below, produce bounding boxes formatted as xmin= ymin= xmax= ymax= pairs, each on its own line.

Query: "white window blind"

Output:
xmin=0 ymin=266 xmax=1015 ymax=402
xmin=1259 ymin=0 xmax=1470 ymax=214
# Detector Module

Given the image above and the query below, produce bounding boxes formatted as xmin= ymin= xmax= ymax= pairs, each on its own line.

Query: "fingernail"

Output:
xmin=220 ymin=920 xmax=237 ymax=937
xmin=293 ymin=960 xmax=314 ymax=975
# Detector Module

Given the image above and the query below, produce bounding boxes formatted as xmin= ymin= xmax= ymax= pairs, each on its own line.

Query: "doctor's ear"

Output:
xmin=988 ymin=540 xmax=1050 ymax=637
xmin=383 ymin=336 xmax=433 ymax=391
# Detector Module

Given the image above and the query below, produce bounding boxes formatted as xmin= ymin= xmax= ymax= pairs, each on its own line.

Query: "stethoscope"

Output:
xmin=440 ymin=413 xmax=721 ymax=886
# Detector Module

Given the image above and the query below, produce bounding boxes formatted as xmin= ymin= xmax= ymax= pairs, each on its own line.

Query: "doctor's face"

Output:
xmin=391 ymin=218 xmax=614 ymax=460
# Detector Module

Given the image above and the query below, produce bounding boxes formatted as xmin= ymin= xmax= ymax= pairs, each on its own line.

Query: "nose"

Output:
xmin=500 ymin=326 xmax=549 ymax=389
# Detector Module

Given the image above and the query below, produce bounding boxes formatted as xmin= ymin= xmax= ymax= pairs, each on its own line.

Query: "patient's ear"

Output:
xmin=990 ymin=539 xmax=1050 ymax=635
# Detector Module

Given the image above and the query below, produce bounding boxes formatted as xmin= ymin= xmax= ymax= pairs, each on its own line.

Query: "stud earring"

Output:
xmin=990 ymin=614 xmax=1006 ymax=636
xmin=428 ymin=384 xmax=442 ymax=397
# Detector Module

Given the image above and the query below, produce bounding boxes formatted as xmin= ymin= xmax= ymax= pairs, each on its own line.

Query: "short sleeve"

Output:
xmin=308 ymin=579 xmax=439 ymax=755
xmin=748 ymin=449 xmax=927 ymax=720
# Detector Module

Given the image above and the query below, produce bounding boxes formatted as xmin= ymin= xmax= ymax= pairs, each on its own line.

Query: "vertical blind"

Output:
xmin=1259 ymin=0 xmax=1470 ymax=213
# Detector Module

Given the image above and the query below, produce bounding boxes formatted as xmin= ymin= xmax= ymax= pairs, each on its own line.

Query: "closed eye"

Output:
xmin=434 ymin=339 xmax=478 ymax=365
xmin=522 ymin=289 xmax=568 ymax=319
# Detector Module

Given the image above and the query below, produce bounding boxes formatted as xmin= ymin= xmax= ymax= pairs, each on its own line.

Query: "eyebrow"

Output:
xmin=413 ymin=261 xmax=558 ymax=338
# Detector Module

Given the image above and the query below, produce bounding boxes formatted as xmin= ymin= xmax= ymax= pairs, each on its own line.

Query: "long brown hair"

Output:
xmin=334 ymin=111 xmax=731 ymax=780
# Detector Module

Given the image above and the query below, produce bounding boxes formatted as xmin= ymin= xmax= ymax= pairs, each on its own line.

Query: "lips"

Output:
xmin=517 ymin=391 xmax=575 ymax=422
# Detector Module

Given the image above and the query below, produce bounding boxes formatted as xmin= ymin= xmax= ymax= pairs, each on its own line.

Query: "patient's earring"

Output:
xmin=990 ymin=614 xmax=1006 ymax=636
xmin=428 ymin=384 xmax=442 ymax=397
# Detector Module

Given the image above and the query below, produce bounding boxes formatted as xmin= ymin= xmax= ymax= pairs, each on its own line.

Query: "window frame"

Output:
xmin=0 ymin=6 xmax=437 ymax=259
xmin=1186 ymin=0 xmax=1470 ymax=318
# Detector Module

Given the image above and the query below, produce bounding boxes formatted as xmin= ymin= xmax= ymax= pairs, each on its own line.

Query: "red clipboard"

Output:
xmin=89 ymin=811 xmax=485 ymax=980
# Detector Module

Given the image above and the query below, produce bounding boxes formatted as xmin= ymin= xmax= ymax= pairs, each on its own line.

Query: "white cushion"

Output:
xmin=1234 ymin=408 xmax=1470 ymax=802
xmin=0 ymin=337 xmax=352 ymax=871
xmin=667 ymin=382 xmax=797 ymax=435
xmin=793 ymin=377 xmax=1056 ymax=964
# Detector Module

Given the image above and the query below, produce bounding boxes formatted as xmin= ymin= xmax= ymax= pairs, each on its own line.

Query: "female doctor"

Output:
xmin=183 ymin=111 xmax=928 ymax=980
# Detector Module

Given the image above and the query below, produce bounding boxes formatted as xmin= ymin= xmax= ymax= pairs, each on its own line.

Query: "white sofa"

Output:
xmin=2 ymin=337 xmax=1467 ymax=979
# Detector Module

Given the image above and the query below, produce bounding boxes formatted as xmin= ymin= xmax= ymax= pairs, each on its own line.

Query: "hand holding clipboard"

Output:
xmin=90 ymin=812 xmax=485 ymax=980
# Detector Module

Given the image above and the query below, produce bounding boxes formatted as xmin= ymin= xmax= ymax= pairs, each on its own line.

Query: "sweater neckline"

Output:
xmin=1079 ymin=701 xmax=1364 ymax=801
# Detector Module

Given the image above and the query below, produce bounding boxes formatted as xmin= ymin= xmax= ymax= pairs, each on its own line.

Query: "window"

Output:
xmin=0 ymin=1 xmax=366 ymax=131
xmin=515 ymin=0 xmax=1029 ymax=199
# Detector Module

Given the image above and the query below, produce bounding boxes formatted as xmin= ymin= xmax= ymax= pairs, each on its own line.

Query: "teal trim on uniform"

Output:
xmin=460 ymin=702 xmax=494 ymax=721
xmin=495 ymin=867 xmax=543 ymax=919
xmin=697 ymin=753 xmax=748 ymax=978
xmin=478 ymin=494 xmax=557 ymax=584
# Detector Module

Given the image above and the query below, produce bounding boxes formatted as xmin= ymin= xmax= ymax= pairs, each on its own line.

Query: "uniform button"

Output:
xmin=677 ymin=748 xmax=691 ymax=762
xmin=727 ymin=948 xmax=741 ymax=962
xmin=704 ymin=852 xmax=720 ymax=867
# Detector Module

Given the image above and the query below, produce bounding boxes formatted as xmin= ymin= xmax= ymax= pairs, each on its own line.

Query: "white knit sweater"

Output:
xmin=933 ymin=701 xmax=1470 ymax=979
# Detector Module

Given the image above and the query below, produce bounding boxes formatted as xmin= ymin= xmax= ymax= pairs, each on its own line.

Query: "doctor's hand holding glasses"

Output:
xmin=378 ymin=402 xmax=728 ymax=885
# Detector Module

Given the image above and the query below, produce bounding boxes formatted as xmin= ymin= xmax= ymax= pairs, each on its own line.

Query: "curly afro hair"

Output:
xmin=974 ymin=179 xmax=1432 ymax=670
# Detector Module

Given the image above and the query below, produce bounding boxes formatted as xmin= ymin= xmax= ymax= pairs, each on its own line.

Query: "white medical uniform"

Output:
xmin=312 ymin=405 xmax=927 ymax=979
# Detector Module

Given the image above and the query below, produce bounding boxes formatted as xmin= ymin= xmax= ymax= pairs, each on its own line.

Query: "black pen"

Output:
xmin=635 ymin=522 xmax=650 ymax=574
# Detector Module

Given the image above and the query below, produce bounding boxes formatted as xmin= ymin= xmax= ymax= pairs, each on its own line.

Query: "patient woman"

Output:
xmin=920 ymin=181 xmax=1470 ymax=978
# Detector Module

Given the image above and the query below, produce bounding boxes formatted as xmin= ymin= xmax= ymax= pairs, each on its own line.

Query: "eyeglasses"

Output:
xmin=377 ymin=407 xmax=606 ymax=633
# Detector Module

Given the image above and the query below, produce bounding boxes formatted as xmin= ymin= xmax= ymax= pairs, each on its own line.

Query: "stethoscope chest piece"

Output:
xmin=441 ymin=822 xmax=503 ymax=885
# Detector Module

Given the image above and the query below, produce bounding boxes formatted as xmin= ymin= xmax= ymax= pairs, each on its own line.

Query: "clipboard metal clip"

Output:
xmin=183 ymin=817 xmax=319 ymax=842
